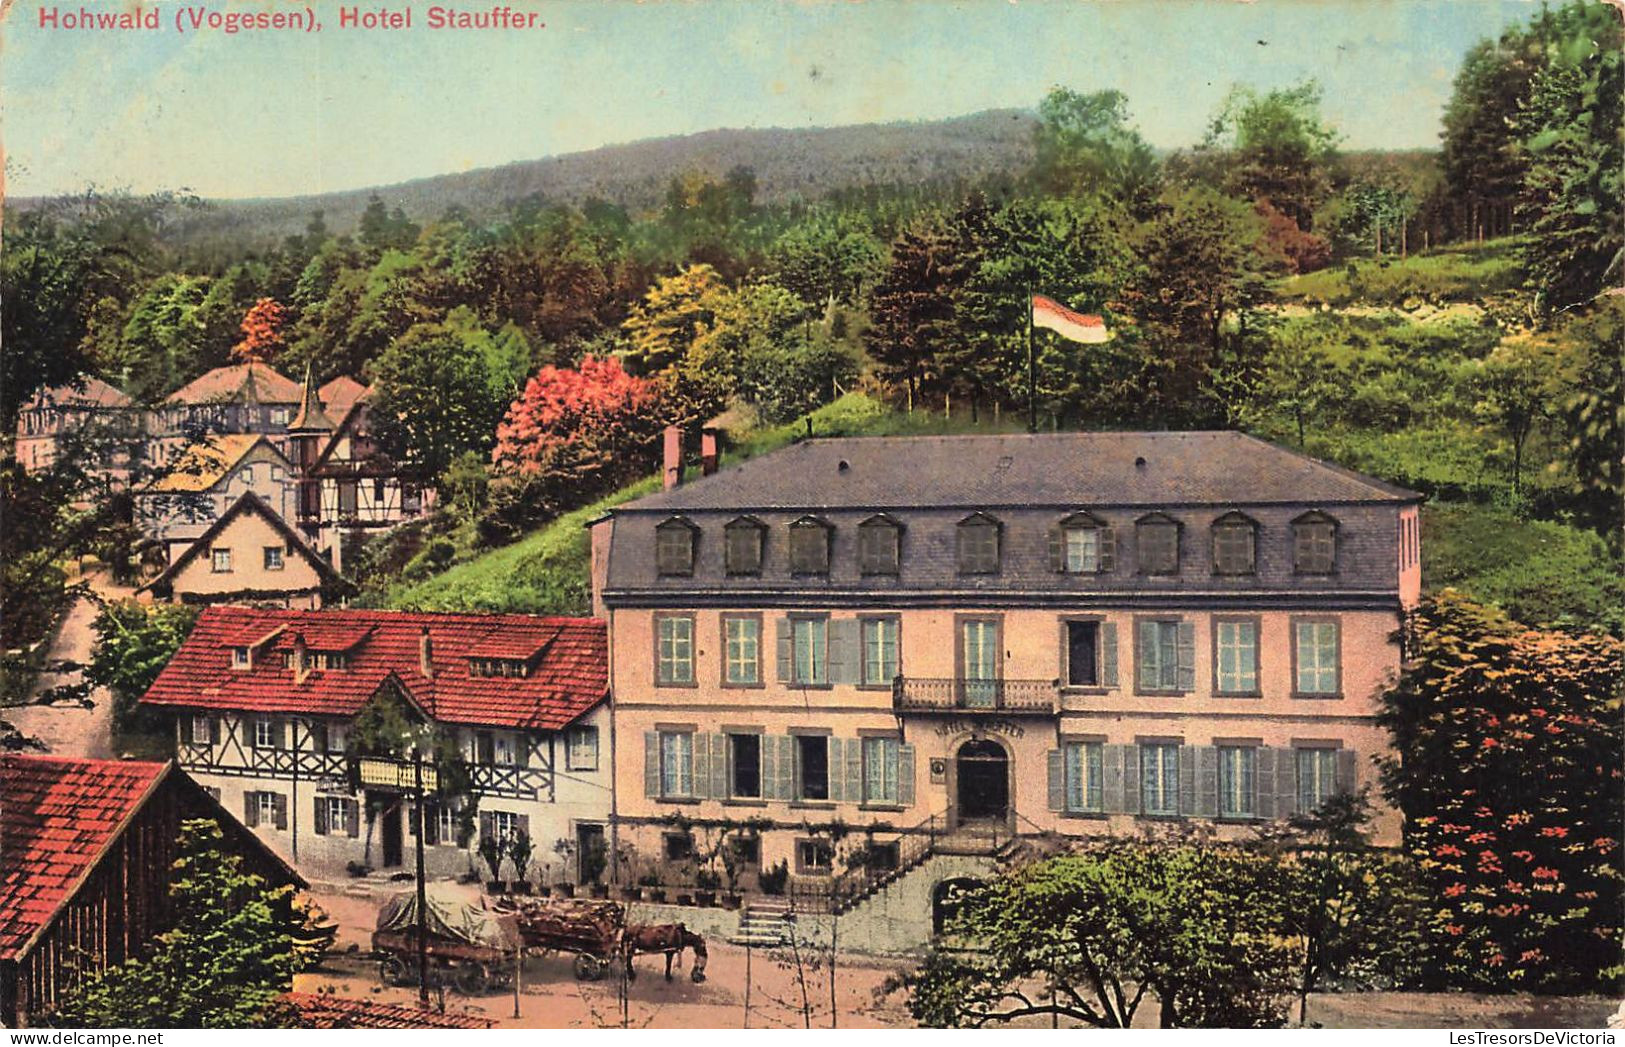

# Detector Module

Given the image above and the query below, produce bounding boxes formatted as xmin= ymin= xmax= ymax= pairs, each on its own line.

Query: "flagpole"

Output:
xmin=1025 ymin=287 xmax=1037 ymax=433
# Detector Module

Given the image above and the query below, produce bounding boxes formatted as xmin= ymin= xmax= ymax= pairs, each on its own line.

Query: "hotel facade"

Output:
xmin=592 ymin=431 xmax=1421 ymax=902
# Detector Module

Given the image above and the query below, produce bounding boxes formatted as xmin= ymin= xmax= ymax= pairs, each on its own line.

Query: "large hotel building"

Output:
xmin=592 ymin=430 xmax=1421 ymax=931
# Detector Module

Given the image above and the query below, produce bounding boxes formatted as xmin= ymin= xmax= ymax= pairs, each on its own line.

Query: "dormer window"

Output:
xmin=724 ymin=517 xmax=766 ymax=576
xmin=858 ymin=515 xmax=902 ymax=576
xmin=788 ymin=517 xmax=832 ymax=575
xmin=1051 ymin=512 xmax=1115 ymax=574
xmin=470 ymin=657 xmax=530 ymax=678
xmin=231 ymin=646 xmax=251 ymax=669
xmin=655 ymin=517 xmax=698 ymax=577
xmin=1211 ymin=511 xmax=1258 ymax=575
xmin=280 ymin=650 xmax=349 ymax=671
xmin=1293 ymin=511 xmax=1338 ymax=574
xmin=1136 ymin=513 xmax=1180 ymax=575
xmin=956 ymin=513 xmax=1001 ymax=575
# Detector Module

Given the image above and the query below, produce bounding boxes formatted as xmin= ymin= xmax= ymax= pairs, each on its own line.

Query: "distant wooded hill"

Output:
xmin=40 ymin=108 xmax=1044 ymax=250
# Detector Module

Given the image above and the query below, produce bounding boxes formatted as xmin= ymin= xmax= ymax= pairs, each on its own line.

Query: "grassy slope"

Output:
xmin=382 ymin=393 xmax=1025 ymax=615
xmin=1276 ymin=237 xmax=1527 ymax=306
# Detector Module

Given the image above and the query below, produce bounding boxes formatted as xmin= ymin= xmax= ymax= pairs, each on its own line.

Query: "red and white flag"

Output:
xmin=1032 ymin=294 xmax=1110 ymax=344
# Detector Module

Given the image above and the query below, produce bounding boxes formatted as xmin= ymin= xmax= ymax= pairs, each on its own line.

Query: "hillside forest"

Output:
xmin=2 ymin=0 xmax=1621 ymax=654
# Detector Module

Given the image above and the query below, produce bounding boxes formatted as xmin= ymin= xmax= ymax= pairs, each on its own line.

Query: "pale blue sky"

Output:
xmin=2 ymin=0 xmax=1536 ymax=199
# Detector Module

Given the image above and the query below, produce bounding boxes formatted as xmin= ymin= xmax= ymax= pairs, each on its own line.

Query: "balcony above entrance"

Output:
xmin=892 ymin=676 xmax=1057 ymax=715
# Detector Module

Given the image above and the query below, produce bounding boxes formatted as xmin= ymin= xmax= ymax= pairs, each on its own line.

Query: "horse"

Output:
xmin=621 ymin=922 xmax=707 ymax=983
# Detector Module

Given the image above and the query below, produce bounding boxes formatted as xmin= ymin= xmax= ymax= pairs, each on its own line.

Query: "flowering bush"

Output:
xmin=1378 ymin=590 xmax=1622 ymax=991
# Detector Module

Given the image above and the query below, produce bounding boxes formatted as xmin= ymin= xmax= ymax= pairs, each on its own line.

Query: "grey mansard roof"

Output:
xmin=616 ymin=431 xmax=1421 ymax=515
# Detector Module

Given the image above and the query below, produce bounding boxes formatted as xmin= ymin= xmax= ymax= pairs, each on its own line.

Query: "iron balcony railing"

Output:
xmin=891 ymin=676 xmax=1059 ymax=715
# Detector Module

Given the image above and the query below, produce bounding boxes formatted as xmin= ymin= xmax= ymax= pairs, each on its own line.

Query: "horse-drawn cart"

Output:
xmin=496 ymin=897 xmax=624 ymax=981
xmin=372 ymin=885 xmax=520 ymax=995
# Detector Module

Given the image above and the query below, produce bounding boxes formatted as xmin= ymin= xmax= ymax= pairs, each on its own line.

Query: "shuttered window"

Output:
xmin=956 ymin=515 xmax=1001 ymax=574
xmin=655 ymin=519 xmax=697 ymax=576
xmin=1136 ymin=619 xmax=1193 ymax=693
xmin=723 ymin=616 xmax=760 ymax=685
xmin=1140 ymin=744 xmax=1180 ymax=815
xmin=1295 ymin=620 xmax=1340 ymax=695
xmin=1297 ymin=748 xmax=1339 ymax=811
xmin=788 ymin=519 xmax=831 ymax=574
xmin=724 ymin=519 xmax=764 ymax=575
xmin=1136 ymin=516 xmax=1180 ymax=574
xmin=1218 ymin=746 xmax=1256 ymax=818
xmin=257 ymin=791 xmax=279 ymax=828
xmin=567 ymin=726 xmax=599 ymax=771
xmin=191 ymin=716 xmax=213 ymax=746
xmin=861 ymin=617 xmax=899 ymax=686
xmin=858 ymin=518 xmax=901 ymax=575
xmin=730 ymin=733 xmax=762 ymax=799
xmin=1215 ymin=619 xmax=1259 ymax=695
xmin=1064 ymin=742 xmax=1104 ymax=813
xmin=791 ymin=617 xmax=828 ymax=686
xmin=1211 ymin=514 xmax=1257 ymax=575
xmin=862 ymin=737 xmax=900 ymax=804
xmin=659 ymin=731 xmax=693 ymax=798
xmin=1293 ymin=513 xmax=1338 ymax=574
xmin=797 ymin=735 xmax=829 ymax=801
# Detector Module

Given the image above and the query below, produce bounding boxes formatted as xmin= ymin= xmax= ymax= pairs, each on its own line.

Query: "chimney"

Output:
xmin=292 ymin=632 xmax=309 ymax=685
xmin=700 ymin=427 xmax=720 ymax=476
xmin=419 ymin=626 xmax=434 ymax=679
xmin=662 ymin=425 xmax=683 ymax=490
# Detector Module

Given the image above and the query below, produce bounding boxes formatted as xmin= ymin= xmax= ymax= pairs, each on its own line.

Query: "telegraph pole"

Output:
xmin=413 ymin=745 xmax=429 ymax=1007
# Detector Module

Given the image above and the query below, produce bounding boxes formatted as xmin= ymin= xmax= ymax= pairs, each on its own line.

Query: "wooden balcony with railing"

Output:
xmin=891 ymin=676 xmax=1059 ymax=715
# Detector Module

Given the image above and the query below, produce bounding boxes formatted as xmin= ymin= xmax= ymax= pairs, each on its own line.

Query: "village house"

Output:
xmin=13 ymin=375 xmax=143 ymax=480
xmin=0 ymin=754 xmax=301 ymax=1028
xmin=590 ymin=430 xmax=1421 ymax=947
xmin=140 ymin=492 xmax=353 ymax=608
xmin=135 ymin=433 xmax=298 ymax=564
xmin=138 ymin=607 xmax=612 ymax=885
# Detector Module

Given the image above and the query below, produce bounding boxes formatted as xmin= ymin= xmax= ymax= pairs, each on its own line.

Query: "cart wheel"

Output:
xmin=380 ymin=955 xmax=410 ymax=986
xmin=573 ymin=953 xmax=604 ymax=981
xmin=456 ymin=963 xmax=489 ymax=995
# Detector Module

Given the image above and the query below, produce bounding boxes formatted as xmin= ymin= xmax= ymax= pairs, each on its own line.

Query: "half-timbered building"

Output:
xmin=0 ymin=755 xmax=300 ymax=1027
xmin=139 ymin=607 xmax=611 ymax=883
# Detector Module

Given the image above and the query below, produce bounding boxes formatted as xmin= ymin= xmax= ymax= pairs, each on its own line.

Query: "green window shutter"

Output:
xmin=347 ymin=800 xmax=361 ymax=838
xmin=1101 ymin=623 xmax=1118 ymax=688
xmin=1098 ymin=527 xmax=1116 ymax=572
xmin=1336 ymin=749 xmax=1357 ymax=795
xmin=1276 ymin=749 xmax=1299 ymax=819
xmin=897 ymin=744 xmax=915 ymax=807
xmin=827 ymin=738 xmax=846 ymax=802
xmin=272 ymin=792 xmax=288 ymax=830
xmin=760 ymin=734 xmax=779 ymax=800
xmin=1123 ymin=745 xmax=1141 ymax=814
xmin=643 ymin=731 xmax=660 ymax=798
xmin=423 ymin=802 xmax=440 ymax=846
xmin=1195 ymin=746 xmax=1218 ymax=817
xmin=1176 ymin=622 xmax=1196 ymax=692
xmin=1255 ymin=748 xmax=1277 ymax=820
xmin=691 ymin=733 xmax=711 ymax=799
xmin=314 ymin=798 xmax=329 ymax=836
xmin=775 ymin=618 xmax=793 ymax=683
xmin=1046 ymin=749 xmax=1064 ymax=811
xmin=209 ymin=717 xmax=221 ymax=744
xmin=778 ymin=736 xmax=797 ymax=800
xmin=846 ymin=740 xmax=863 ymax=804
xmin=244 ymin=791 xmax=258 ymax=828
xmin=828 ymin=620 xmax=861 ymax=685
xmin=1101 ymin=744 xmax=1125 ymax=813
xmin=1047 ymin=527 xmax=1064 ymax=572
xmin=710 ymin=733 xmax=728 ymax=799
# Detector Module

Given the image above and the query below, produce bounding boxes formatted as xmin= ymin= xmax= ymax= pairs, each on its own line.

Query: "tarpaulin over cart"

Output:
xmin=376 ymin=885 xmax=519 ymax=952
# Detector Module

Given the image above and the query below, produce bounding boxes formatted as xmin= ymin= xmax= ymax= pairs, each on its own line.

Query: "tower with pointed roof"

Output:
xmin=287 ymin=363 xmax=334 ymax=539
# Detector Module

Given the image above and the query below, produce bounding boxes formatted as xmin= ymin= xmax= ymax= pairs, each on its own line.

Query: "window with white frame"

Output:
xmin=659 ymin=731 xmax=694 ymax=798
xmin=723 ymin=616 xmax=760 ymax=685
xmin=1215 ymin=619 xmax=1259 ymax=695
xmin=190 ymin=716 xmax=212 ymax=746
xmin=320 ymin=796 xmax=348 ymax=835
xmin=211 ymin=547 xmax=233 ymax=573
xmin=436 ymin=804 xmax=459 ymax=844
xmin=567 ymin=726 xmax=599 ymax=771
xmin=253 ymin=718 xmax=278 ymax=749
xmin=256 ymin=791 xmax=278 ymax=827
xmin=1064 ymin=741 xmax=1104 ymax=813
xmin=326 ymin=723 xmax=348 ymax=753
xmin=492 ymin=733 xmax=518 ymax=766
xmin=1140 ymin=743 xmax=1180 ymax=815
xmin=1295 ymin=620 xmax=1340 ymax=695
xmin=489 ymin=810 xmax=520 ymax=843
xmin=862 ymin=617 xmax=899 ymax=686
xmin=263 ymin=546 xmax=284 ymax=571
xmin=862 ymin=736 xmax=899 ymax=804
xmin=1218 ymin=746 xmax=1256 ymax=818
xmin=1136 ymin=619 xmax=1183 ymax=692
xmin=656 ymin=615 xmax=695 ymax=685
xmin=231 ymin=646 xmax=250 ymax=669
xmin=1297 ymin=748 xmax=1340 ymax=811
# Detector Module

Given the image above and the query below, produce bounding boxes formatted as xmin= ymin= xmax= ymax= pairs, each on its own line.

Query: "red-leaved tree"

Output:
xmin=1377 ymin=590 xmax=1622 ymax=992
xmin=491 ymin=356 xmax=663 ymax=510
xmin=231 ymin=297 xmax=289 ymax=363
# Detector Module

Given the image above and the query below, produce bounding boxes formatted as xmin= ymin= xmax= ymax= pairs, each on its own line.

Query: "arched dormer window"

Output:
xmin=858 ymin=514 xmax=903 ymax=576
xmin=788 ymin=516 xmax=833 ymax=575
xmin=956 ymin=512 xmax=1002 ymax=575
xmin=654 ymin=516 xmax=698 ymax=577
xmin=1210 ymin=511 xmax=1258 ymax=576
xmin=1049 ymin=511 xmax=1116 ymax=574
xmin=1135 ymin=512 xmax=1181 ymax=575
xmin=1292 ymin=510 xmax=1339 ymax=574
xmin=723 ymin=516 xmax=766 ymax=576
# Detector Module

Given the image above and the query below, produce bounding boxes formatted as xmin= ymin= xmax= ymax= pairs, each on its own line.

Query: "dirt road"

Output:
xmin=3 ymin=573 xmax=134 ymax=758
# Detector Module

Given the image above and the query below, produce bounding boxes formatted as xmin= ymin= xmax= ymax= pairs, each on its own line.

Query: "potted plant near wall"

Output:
xmin=615 ymin=845 xmax=641 ymax=901
xmin=478 ymin=833 xmax=507 ymax=894
xmin=694 ymin=868 xmax=720 ymax=907
xmin=508 ymin=830 xmax=535 ymax=895
xmin=639 ymin=871 xmax=665 ymax=904
xmin=582 ymin=836 xmax=610 ymax=898
xmin=552 ymin=838 xmax=577 ymax=897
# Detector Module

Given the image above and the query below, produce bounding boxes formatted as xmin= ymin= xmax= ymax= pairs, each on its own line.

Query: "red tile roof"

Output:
xmin=165 ymin=363 xmax=303 ymax=405
xmin=281 ymin=992 xmax=494 ymax=1029
xmin=24 ymin=376 xmax=133 ymax=411
xmin=141 ymin=607 xmax=608 ymax=730
xmin=0 ymin=755 xmax=169 ymax=959
xmin=318 ymin=375 xmax=370 ymax=417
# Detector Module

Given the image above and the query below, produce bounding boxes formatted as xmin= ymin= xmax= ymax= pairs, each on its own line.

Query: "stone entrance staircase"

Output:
xmin=728 ymin=899 xmax=794 ymax=947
